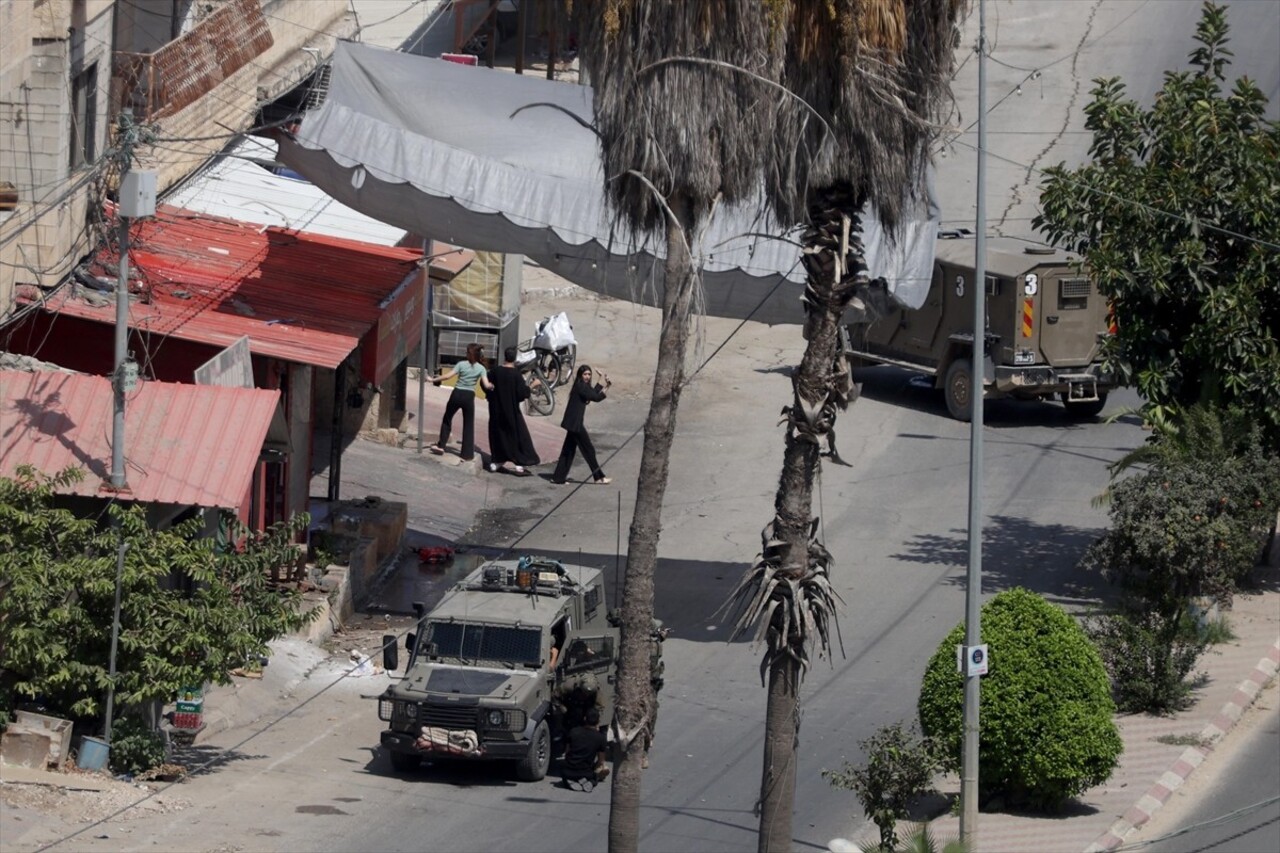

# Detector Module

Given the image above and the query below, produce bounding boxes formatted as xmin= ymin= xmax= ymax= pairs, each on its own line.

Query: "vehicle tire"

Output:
xmin=1060 ymin=391 xmax=1107 ymax=419
xmin=389 ymin=749 xmax=420 ymax=773
xmin=525 ymin=372 xmax=555 ymax=417
xmin=943 ymin=358 xmax=974 ymax=421
xmin=537 ymin=351 xmax=563 ymax=388
xmin=515 ymin=720 xmax=551 ymax=782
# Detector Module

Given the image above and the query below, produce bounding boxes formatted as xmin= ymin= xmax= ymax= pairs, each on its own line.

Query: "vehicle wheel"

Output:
xmin=389 ymin=749 xmax=420 ymax=773
xmin=515 ymin=720 xmax=551 ymax=782
xmin=525 ymin=374 xmax=555 ymax=417
xmin=943 ymin=358 xmax=974 ymax=421
xmin=1060 ymin=391 xmax=1107 ymax=419
xmin=537 ymin=351 xmax=562 ymax=388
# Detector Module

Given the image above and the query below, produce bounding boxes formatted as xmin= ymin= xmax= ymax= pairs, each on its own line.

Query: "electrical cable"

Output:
xmin=1110 ymin=795 xmax=1280 ymax=851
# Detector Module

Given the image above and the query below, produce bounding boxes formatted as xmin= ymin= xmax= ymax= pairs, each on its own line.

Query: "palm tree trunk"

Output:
xmin=758 ymin=185 xmax=865 ymax=852
xmin=608 ymin=191 xmax=698 ymax=853
xmin=759 ymin=654 xmax=801 ymax=853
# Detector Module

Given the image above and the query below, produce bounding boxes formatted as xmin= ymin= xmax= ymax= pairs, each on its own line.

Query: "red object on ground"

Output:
xmin=418 ymin=546 xmax=455 ymax=563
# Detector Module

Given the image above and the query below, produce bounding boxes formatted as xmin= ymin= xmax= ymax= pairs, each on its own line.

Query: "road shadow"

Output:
xmin=853 ymin=365 xmax=1132 ymax=430
xmin=170 ymin=742 xmax=269 ymax=776
xmin=360 ymin=542 xmax=751 ymax=645
xmin=890 ymin=514 xmax=1112 ymax=610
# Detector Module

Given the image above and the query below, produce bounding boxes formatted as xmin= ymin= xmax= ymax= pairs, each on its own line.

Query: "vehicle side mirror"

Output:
xmin=382 ymin=635 xmax=398 ymax=672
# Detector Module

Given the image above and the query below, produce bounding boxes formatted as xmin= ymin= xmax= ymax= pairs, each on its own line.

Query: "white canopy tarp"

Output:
xmin=278 ymin=41 xmax=938 ymax=324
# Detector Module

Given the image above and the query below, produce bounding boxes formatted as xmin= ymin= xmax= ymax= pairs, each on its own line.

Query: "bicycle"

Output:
xmin=515 ymin=349 xmax=556 ymax=417
xmin=530 ymin=312 xmax=577 ymax=388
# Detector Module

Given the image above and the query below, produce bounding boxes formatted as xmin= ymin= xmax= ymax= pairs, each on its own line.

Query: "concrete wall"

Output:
xmin=0 ymin=0 xmax=113 ymax=317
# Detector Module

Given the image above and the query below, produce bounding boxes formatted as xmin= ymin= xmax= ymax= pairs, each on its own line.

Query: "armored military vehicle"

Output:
xmin=847 ymin=234 xmax=1116 ymax=420
xmin=377 ymin=556 xmax=620 ymax=781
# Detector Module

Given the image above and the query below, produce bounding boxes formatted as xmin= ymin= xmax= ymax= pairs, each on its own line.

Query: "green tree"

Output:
xmin=824 ymin=721 xmax=943 ymax=851
xmin=0 ymin=467 xmax=316 ymax=727
xmin=918 ymin=589 xmax=1121 ymax=811
xmin=1035 ymin=1 xmax=1280 ymax=444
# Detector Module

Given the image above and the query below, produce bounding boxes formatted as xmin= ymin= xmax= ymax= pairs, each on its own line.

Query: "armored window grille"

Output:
xmin=1059 ymin=278 xmax=1091 ymax=311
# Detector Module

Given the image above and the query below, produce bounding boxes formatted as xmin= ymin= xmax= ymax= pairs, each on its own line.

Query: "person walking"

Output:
xmin=428 ymin=343 xmax=488 ymax=461
xmin=551 ymin=364 xmax=611 ymax=485
xmin=486 ymin=346 xmax=539 ymax=476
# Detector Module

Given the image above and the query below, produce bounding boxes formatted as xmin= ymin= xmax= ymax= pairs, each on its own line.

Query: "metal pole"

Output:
xmin=417 ymin=240 xmax=437 ymax=453
xmin=105 ymin=110 xmax=135 ymax=742
xmin=110 ymin=212 xmax=130 ymax=489
xmin=103 ymin=536 xmax=127 ymax=743
xmin=960 ymin=0 xmax=988 ymax=845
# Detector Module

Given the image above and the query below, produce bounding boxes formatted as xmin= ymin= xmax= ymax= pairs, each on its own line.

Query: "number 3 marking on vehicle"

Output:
xmin=955 ymin=275 xmax=965 ymax=297
xmin=1024 ymin=273 xmax=1039 ymax=296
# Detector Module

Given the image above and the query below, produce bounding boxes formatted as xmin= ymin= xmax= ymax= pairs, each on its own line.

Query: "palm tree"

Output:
xmin=725 ymin=3 xmax=967 ymax=851
xmin=572 ymin=4 xmax=786 ymax=851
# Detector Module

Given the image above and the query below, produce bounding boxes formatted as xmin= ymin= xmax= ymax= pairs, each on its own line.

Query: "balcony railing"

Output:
xmin=112 ymin=0 xmax=274 ymax=121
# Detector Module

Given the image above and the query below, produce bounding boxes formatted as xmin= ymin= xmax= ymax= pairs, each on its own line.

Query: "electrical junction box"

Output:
xmin=121 ymin=361 xmax=139 ymax=392
xmin=119 ymin=171 xmax=157 ymax=218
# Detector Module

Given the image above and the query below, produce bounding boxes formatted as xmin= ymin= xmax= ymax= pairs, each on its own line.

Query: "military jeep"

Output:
xmin=377 ymin=556 xmax=619 ymax=781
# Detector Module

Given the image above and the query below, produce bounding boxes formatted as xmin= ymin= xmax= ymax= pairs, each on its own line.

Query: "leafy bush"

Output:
xmin=1084 ymin=447 xmax=1280 ymax=611
xmin=918 ymin=589 xmax=1122 ymax=811
xmin=856 ymin=825 xmax=968 ymax=853
xmin=1088 ymin=611 xmax=1206 ymax=714
xmin=108 ymin=715 xmax=167 ymax=776
xmin=824 ymin=721 xmax=942 ymax=851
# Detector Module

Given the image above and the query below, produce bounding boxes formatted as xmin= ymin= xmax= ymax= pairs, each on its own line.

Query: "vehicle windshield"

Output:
xmin=424 ymin=621 xmax=542 ymax=667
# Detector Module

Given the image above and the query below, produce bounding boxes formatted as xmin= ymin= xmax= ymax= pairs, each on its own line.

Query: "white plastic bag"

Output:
xmin=534 ymin=312 xmax=575 ymax=351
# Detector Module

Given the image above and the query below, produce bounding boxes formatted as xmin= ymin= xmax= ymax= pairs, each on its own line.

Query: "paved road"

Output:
xmin=34 ymin=296 xmax=1146 ymax=853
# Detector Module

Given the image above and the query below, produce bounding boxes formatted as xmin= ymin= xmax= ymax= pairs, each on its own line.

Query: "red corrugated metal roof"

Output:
xmin=0 ymin=370 xmax=280 ymax=508
xmin=38 ymin=205 xmax=426 ymax=369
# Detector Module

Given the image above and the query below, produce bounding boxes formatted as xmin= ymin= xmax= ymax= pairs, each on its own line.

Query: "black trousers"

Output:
xmin=552 ymin=429 xmax=604 ymax=482
xmin=437 ymin=389 xmax=476 ymax=459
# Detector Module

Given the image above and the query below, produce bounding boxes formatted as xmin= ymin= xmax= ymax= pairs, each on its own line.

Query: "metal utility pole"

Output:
xmin=960 ymin=0 xmax=988 ymax=845
xmin=104 ymin=110 xmax=154 ymax=745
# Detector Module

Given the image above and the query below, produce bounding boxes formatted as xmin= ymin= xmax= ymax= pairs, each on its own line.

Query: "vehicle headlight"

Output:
xmin=398 ymin=701 xmax=417 ymax=720
xmin=378 ymin=697 xmax=394 ymax=722
xmin=487 ymin=710 xmax=505 ymax=727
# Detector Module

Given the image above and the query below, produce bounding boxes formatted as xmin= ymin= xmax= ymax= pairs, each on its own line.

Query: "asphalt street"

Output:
xmin=25 ymin=290 xmax=1150 ymax=853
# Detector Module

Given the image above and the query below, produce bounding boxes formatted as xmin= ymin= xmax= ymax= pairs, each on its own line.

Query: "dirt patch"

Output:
xmin=0 ymin=773 xmax=191 ymax=825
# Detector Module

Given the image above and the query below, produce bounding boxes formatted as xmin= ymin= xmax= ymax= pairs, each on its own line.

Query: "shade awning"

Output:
xmin=0 ymin=370 xmax=280 ymax=509
xmin=279 ymin=41 xmax=939 ymax=321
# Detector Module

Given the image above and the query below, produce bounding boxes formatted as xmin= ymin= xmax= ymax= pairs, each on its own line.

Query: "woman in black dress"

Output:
xmin=551 ymin=364 xmax=611 ymax=485
xmin=486 ymin=347 xmax=540 ymax=475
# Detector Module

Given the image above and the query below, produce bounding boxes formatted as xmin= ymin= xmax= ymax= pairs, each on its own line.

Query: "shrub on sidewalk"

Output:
xmin=109 ymin=714 xmax=168 ymax=776
xmin=1087 ymin=610 xmax=1206 ymax=714
xmin=823 ymin=721 xmax=942 ymax=851
xmin=917 ymin=589 xmax=1121 ymax=811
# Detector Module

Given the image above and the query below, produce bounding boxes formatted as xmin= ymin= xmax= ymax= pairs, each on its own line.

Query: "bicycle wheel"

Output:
xmin=556 ymin=345 xmax=576 ymax=387
xmin=536 ymin=351 xmax=563 ymax=388
xmin=525 ymin=369 xmax=555 ymax=417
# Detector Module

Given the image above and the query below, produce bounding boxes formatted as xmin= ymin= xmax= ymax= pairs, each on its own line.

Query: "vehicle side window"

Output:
xmin=564 ymin=636 xmax=614 ymax=673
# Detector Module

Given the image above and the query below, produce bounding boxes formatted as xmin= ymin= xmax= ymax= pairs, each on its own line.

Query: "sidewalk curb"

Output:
xmin=1085 ymin=638 xmax=1280 ymax=852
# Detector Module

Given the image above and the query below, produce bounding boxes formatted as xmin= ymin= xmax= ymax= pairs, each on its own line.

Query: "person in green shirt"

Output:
xmin=428 ymin=343 xmax=490 ymax=461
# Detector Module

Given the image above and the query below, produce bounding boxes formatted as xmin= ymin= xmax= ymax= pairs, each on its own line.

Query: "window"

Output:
xmin=1058 ymin=278 xmax=1091 ymax=311
xmin=69 ymin=62 xmax=97 ymax=170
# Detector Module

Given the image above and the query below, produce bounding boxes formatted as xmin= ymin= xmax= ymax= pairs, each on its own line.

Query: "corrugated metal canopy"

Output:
xmin=0 ymin=370 xmax=280 ymax=508
xmin=39 ymin=205 xmax=425 ymax=370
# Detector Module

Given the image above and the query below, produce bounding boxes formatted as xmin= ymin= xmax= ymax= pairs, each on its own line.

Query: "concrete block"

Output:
xmin=0 ymin=729 xmax=54 ymax=769
xmin=346 ymin=537 xmax=380 ymax=607
xmin=13 ymin=710 xmax=72 ymax=769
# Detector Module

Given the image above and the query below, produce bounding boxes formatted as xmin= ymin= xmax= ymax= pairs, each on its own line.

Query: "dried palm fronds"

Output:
xmin=721 ymin=518 xmax=845 ymax=683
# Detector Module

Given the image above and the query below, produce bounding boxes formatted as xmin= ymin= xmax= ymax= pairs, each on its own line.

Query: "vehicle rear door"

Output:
xmin=1036 ymin=265 xmax=1104 ymax=367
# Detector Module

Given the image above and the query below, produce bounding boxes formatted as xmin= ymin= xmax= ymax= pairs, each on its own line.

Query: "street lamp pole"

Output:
xmin=960 ymin=0 xmax=989 ymax=845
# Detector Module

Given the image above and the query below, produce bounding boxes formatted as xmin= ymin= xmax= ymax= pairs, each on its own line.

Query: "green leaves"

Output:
xmin=917 ymin=589 xmax=1122 ymax=811
xmin=0 ymin=467 xmax=317 ymax=726
xmin=1035 ymin=2 xmax=1280 ymax=447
